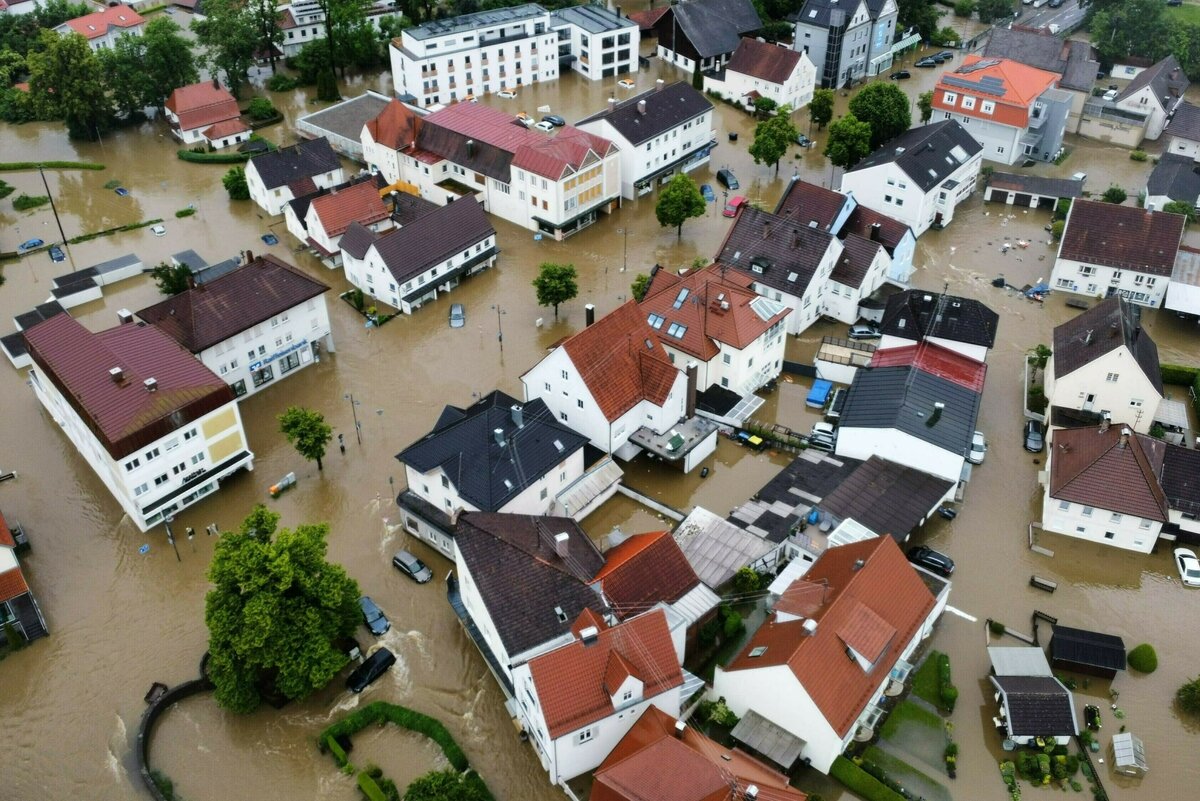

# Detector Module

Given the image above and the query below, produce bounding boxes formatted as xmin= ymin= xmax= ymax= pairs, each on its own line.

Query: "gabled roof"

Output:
xmin=831 ymin=234 xmax=882 ymax=289
xmin=790 ymin=0 xmax=868 ymax=30
xmin=722 ymin=537 xmax=936 ymax=737
xmin=543 ymin=301 xmax=683 ymax=422
xmin=592 ymin=531 xmax=701 ymax=619
xmin=1117 ymin=55 xmax=1189 ymax=107
xmin=991 ymin=675 xmax=1077 ymax=737
xmin=1165 ymin=101 xmax=1200 ymax=144
xmin=577 ymin=82 xmax=712 ymax=147
xmin=203 ymin=119 xmax=250 ymax=140
xmin=841 ymin=205 xmax=911 ymax=253
xmin=527 ymin=609 xmax=683 ymax=739
xmin=773 ymin=177 xmax=849 ymax=232
xmin=1059 ymin=200 xmax=1185 ymax=277
xmin=987 ymin=171 xmax=1084 ymax=199
xmin=1050 ymin=296 xmax=1162 ymax=393
xmin=248 ymin=138 xmax=341 ymax=190
xmin=308 ymin=180 xmax=389 ymax=238
xmin=934 ymin=56 xmax=1059 ymax=127
xmin=983 ymin=28 xmax=1098 ymax=92
xmin=818 ymin=455 xmax=954 ymax=540
xmin=136 ymin=255 xmax=329 ymax=353
xmin=593 ymin=706 xmax=808 ymax=801
xmin=1146 ymin=153 xmax=1200 ymax=204
xmin=165 ymin=81 xmax=240 ymax=132
xmin=358 ymin=197 xmax=495 ymax=289
xmin=638 ymin=265 xmax=791 ymax=362
xmin=397 ymin=391 xmax=587 ymax=511
xmin=880 ymin=289 xmax=999 ymax=349
xmin=23 ymin=315 xmax=233 ymax=459
xmin=868 ymin=342 xmax=987 ymax=392
xmin=1049 ymin=425 xmax=1169 ymax=522
xmin=725 ymin=38 xmax=804 ymax=86
xmin=454 ymin=512 xmax=606 ymax=658
xmin=1049 ymin=624 xmax=1127 ymax=672
xmin=364 ymin=99 xmax=421 ymax=150
xmin=846 ymin=120 xmax=981 ymax=193
xmin=59 ymin=6 xmax=144 ymax=39
xmin=1162 ymin=444 xmax=1200 ymax=517
xmin=670 ymin=0 xmax=761 ymax=59
xmin=716 ymin=206 xmax=840 ymax=299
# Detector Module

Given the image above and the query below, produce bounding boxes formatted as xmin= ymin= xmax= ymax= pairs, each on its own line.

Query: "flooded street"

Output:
xmin=2 ymin=16 xmax=1200 ymax=801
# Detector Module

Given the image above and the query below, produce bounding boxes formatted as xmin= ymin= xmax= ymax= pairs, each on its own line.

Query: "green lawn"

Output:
xmin=911 ymin=651 xmax=944 ymax=708
xmin=879 ymin=699 xmax=943 ymax=741
xmin=1167 ymin=4 xmax=1200 ymax=25
xmin=864 ymin=746 xmax=953 ymax=801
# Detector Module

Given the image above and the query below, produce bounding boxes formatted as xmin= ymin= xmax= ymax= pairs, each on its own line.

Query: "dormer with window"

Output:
xmin=604 ymin=651 xmax=645 ymax=709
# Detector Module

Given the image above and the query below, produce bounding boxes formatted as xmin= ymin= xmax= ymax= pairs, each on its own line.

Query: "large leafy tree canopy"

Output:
xmin=532 ymin=262 xmax=579 ymax=320
xmin=206 ymin=506 xmax=361 ymax=714
xmin=749 ymin=105 xmax=799 ymax=175
xmin=823 ymin=114 xmax=873 ymax=171
xmin=848 ymin=82 xmax=912 ymax=150
xmin=27 ymin=30 xmax=110 ymax=139
xmin=191 ymin=0 xmax=258 ymax=98
xmin=655 ymin=173 xmax=706 ymax=239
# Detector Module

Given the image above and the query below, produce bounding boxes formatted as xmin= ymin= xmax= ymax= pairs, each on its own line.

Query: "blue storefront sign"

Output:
xmin=250 ymin=339 xmax=309 ymax=372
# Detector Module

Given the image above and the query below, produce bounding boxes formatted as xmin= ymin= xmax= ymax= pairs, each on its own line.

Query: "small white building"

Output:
xmin=652 ymin=0 xmax=761 ymax=75
xmin=1143 ymin=153 xmax=1200 ymax=213
xmin=1049 ymin=200 xmax=1185 ymax=308
xmin=1163 ymin=101 xmax=1200 ymax=161
xmin=988 ymin=646 xmax=1078 ymax=747
xmin=1166 ymin=245 xmax=1200 ymax=319
xmin=877 ymin=290 xmax=999 ymax=364
xmin=23 ymin=314 xmax=253 ymax=532
xmin=704 ymin=37 xmax=815 ymax=113
xmin=54 ymin=6 xmax=144 ymax=51
xmin=135 ymin=255 xmax=334 ymax=400
xmin=244 ymin=137 xmax=346 ymax=216
xmin=575 ymin=81 xmax=716 ymax=200
xmin=548 ymin=4 xmax=638 ymax=82
xmin=840 ymin=120 xmax=982 ymax=237
xmin=283 ymin=177 xmax=392 ymax=265
xmin=164 ymin=81 xmax=250 ymax=151
xmin=1112 ymin=55 xmax=1190 ymax=142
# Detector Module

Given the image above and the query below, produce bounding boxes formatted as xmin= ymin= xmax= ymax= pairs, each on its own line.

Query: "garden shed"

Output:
xmin=1049 ymin=625 xmax=1127 ymax=679
xmin=1110 ymin=731 xmax=1148 ymax=777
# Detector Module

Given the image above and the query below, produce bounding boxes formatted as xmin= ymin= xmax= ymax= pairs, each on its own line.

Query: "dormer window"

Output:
xmin=942 ymin=91 xmax=957 ymax=106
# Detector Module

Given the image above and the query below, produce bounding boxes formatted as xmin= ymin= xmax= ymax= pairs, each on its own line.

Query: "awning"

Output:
xmin=553 ymin=455 xmax=623 ymax=518
xmin=1155 ymin=398 xmax=1190 ymax=430
xmin=731 ymin=710 xmax=806 ymax=769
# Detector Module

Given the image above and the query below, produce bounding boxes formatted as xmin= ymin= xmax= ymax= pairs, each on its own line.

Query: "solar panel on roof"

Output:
xmin=942 ymin=75 xmax=1008 ymax=97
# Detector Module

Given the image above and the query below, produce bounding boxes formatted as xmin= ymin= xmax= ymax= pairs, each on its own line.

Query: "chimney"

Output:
xmin=869 ymin=222 xmax=881 ymax=242
xmin=656 ymin=78 xmax=665 ymax=91
xmin=686 ymin=362 xmax=698 ymax=417
xmin=762 ymin=221 xmax=771 ymax=240
xmin=245 ymin=249 xmax=255 ymax=264
xmin=109 ymin=366 xmax=124 ymax=383
xmin=792 ymin=228 xmax=801 ymax=249
xmin=466 ymin=138 xmax=475 ymax=157
xmin=511 ymin=404 xmax=524 ymax=428
xmin=212 ymin=76 xmax=220 ymax=90
xmin=579 ymin=625 xmax=600 ymax=644
xmin=493 ymin=427 xmax=506 ymax=447
xmin=555 ymin=531 xmax=570 ymax=558
xmin=744 ymin=786 xmax=759 ymax=801
xmin=585 ymin=303 xmax=596 ymax=326
xmin=853 ymin=558 xmax=865 ymax=571
xmin=802 ymin=618 xmax=818 ymax=636
xmin=608 ymin=97 xmax=617 ymax=111
xmin=1100 ymin=413 xmax=1111 ymax=433
xmin=144 ymin=377 xmax=158 ymax=393
xmin=674 ymin=719 xmax=686 ymax=739
xmin=117 ymin=309 xmax=133 ymax=325
xmin=637 ymin=99 xmax=647 ymax=115
xmin=1119 ymin=427 xmax=1131 ymax=448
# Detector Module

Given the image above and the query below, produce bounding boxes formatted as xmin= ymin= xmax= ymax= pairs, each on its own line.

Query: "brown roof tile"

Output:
xmin=202 ymin=118 xmax=250 ymax=140
xmin=0 ymin=568 xmax=28 ymax=603
xmin=593 ymin=531 xmax=700 ymax=618
xmin=62 ymin=6 xmax=143 ymax=39
xmin=836 ymin=600 xmax=895 ymax=664
xmin=0 ymin=510 xmax=15 ymax=549
xmin=309 ymin=180 xmax=389 ymax=237
xmin=1050 ymin=296 xmax=1162 ymax=394
xmin=136 ymin=255 xmax=329 ymax=353
xmin=365 ymin=99 xmax=421 ymax=150
xmin=1049 ymin=425 xmax=1169 ymax=522
xmin=166 ymin=81 xmax=240 ymax=132
xmin=722 ymin=537 xmax=936 ymax=737
xmin=774 ymin=177 xmax=848 ymax=231
xmin=725 ymin=38 xmax=803 ymax=86
xmin=1059 ymin=200 xmax=1185 ymax=276
xmin=716 ymin=206 xmax=838 ymax=299
xmin=832 ymin=233 xmax=883 ymax=289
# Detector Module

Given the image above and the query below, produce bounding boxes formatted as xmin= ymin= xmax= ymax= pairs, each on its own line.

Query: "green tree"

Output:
xmin=98 ymin=35 xmax=148 ymax=118
xmin=850 ymin=83 xmax=911 ymax=149
xmin=248 ymin=0 xmax=284 ymax=74
xmin=247 ymin=96 xmax=278 ymax=120
xmin=898 ymin=0 xmax=940 ymax=40
xmin=205 ymin=505 xmax=360 ymax=714
xmin=532 ymin=262 xmax=579 ymax=320
xmin=223 ymin=166 xmax=250 ymax=200
xmin=823 ymin=114 xmax=872 ymax=170
xmin=278 ymin=406 xmax=333 ymax=471
xmin=655 ymin=173 xmax=706 ymax=239
xmin=1089 ymin=0 xmax=1168 ymax=69
xmin=0 ymin=49 xmax=25 ymax=87
xmin=191 ymin=0 xmax=258 ymax=98
xmin=809 ymin=87 xmax=834 ymax=130
xmin=752 ymin=95 xmax=778 ymax=119
xmin=140 ymin=17 xmax=199 ymax=108
xmin=917 ymin=90 xmax=934 ymax=123
xmin=27 ymin=30 xmax=111 ymax=139
xmin=954 ymin=0 xmax=976 ymax=17
xmin=977 ymin=0 xmax=1015 ymax=24
xmin=749 ymin=105 xmax=798 ymax=175
xmin=733 ymin=566 xmax=760 ymax=595
xmin=1102 ymin=185 xmax=1127 ymax=204
xmin=1127 ymin=643 xmax=1157 ymax=673
xmin=1180 ymin=676 xmax=1200 ymax=715
xmin=404 ymin=769 xmax=489 ymax=801
xmin=631 ymin=272 xmax=651 ymax=301
xmin=151 ymin=261 xmax=193 ymax=295
xmin=932 ymin=27 xmax=962 ymax=47
xmin=1163 ymin=200 xmax=1197 ymax=222
xmin=691 ymin=58 xmax=703 ymax=91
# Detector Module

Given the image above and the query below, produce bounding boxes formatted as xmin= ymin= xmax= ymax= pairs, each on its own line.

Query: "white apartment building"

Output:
xmin=245 ymin=137 xmax=346 ymax=216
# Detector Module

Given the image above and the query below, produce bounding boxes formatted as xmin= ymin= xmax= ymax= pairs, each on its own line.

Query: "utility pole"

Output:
xmin=39 ymin=165 xmax=68 ymax=246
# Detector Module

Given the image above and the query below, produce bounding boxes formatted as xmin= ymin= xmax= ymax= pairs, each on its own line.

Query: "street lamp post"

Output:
xmin=618 ymin=227 xmax=628 ymax=273
xmin=491 ymin=304 xmax=506 ymax=352
xmin=164 ymin=516 xmax=180 ymax=562
xmin=344 ymin=393 xmax=362 ymax=445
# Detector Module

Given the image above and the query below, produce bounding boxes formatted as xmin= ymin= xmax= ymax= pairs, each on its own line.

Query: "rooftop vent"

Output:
xmin=466 ymin=139 xmax=475 ymax=157
xmin=853 ymin=558 xmax=866 ymax=571
xmin=503 ymin=478 xmax=514 ymax=491
xmin=745 ymin=786 xmax=759 ymax=801
xmin=580 ymin=625 xmax=600 ymax=644
xmin=674 ymin=719 xmax=686 ymax=738
xmin=494 ymin=427 xmax=506 ymax=447
xmin=511 ymin=404 xmax=524 ymax=428
xmin=117 ymin=309 xmax=133 ymax=325
xmin=144 ymin=377 xmax=158 ymax=392
xmin=637 ymin=99 xmax=647 ymax=115
xmin=555 ymin=605 xmax=567 ymax=623
xmin=656 ymin=78 xmax=665 ymax=91
xmin=109 ymin=366 xmax=124 ymax=383
xmin=802 ymin=618 xmax=818 ymax=636
xmin=555 ymin=531 xmax=570 ymax=558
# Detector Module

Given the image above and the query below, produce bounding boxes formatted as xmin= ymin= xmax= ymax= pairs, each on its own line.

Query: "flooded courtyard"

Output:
xmin=1 ymin=15 xmax=1200 ymax=801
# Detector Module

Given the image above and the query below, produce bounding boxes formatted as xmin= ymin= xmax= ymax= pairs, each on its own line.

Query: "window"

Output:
xmin=184 ymin=428 xmax=197 ymax=441
xmin=1106 ymin=373 xmax=1119 ymax=382
xmin=981 ymin=100 xmax=995 ymax=114
xmin=1104 ymin=531 xmax=1116 ymax=540
xmin=721 ymin=377 xmax=729 ymax=387
xmin=1130 ymin=399 xmax=1143 ymax=408
xmin=647 ymin=313 xmax=665 ymax=329
xmin=560 ymin=411 xmax=568 ymax=422
xmin=1058 ymin=500 xmax=1070 ymax=511
xmin=577 ymin=727 xmax=595 ymax=744
xmin=145 ymin=447 xmax=160 ymax=461
xmin=961 ymin=97 xmax=976 ymax=111
xmin=441 ymin=475 xmax=449 ymax=489
xmin=722 ymin=353 xmax=731 ymax=365
xmin=1139 ymin=518 xmax=1152 ymax=529
xmin=561 ymin=369 xmax=569 ymax=380
xmin=232 ymin=380 xmax=247 ymax=397
xmin=539 ymin=487 xmax=548 ymax=500
xmin=942 ymin=91 xmax=957 ymax=105
xmin=154 ymin=474 xmax=169 ymax=486
xmin=134 ymin=482 xmax=149 ymax=497
xmin=125 ymin=458 xmax=140 ymax=471
xmin=666 ymin=322 xmax=687 ymax=338
xmin=544 ymin=382 xmax=551 ymax=391
xmin=1082 ymin=506 xmax=1094 ymax=518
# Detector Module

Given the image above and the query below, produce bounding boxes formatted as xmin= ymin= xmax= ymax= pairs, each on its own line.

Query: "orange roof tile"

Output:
xmin=933 ymin=56 xmax=1059 ymax=128
xmin=309 ymin=180 xmax=389 ymax=238
xmin=571 ymin=607 xmax=610 ymax=637
xmin=773 ymin=579 xmax=830 ymax=619
xmin=202 ymin=118 xmax=250 ymax=140
xmin=365 ymin=99 xmax=421 ymax=150
xmin=870 ymin=341 xmax=987 ymax=392
xmin=166 ymin=81 xmax=240 ymax=133
xmin=604 ymin=651 xmax=637 ymax=694
xmin=0 ymin=510 xmax=15 ymax=549
xmin=527 ymin=609 xmax=682 ymax=739
xmin=61 ymin=6 xmax=144 ymax=39
xmin=0 ymin=568 xmax=28 ymax=602
xmin=836 ymin=600 xmax=896 ymax=665
xmin=593 ymin=532 xmax=700 ymax=618
xmin=723 ymin=537 xmax=936 ymax=738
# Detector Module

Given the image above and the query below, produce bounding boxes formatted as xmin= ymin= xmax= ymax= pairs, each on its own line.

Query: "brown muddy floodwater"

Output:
xmin=1 ymin=17 xmax=1199 ymax=801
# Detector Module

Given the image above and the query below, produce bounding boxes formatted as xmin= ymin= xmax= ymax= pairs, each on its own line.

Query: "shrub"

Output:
xmin=0 ymin=160 xmax=104 ymax=171
xmin=149 ymin=769 xmax=176 ymax=801
xmin=830 ymin=756 xmax=906 ymax=801
xmin=940 ymin=683 xmax=959 ymax=712
xmin=722 ymin=609 xmax=744 ymax=640
xmin=1101 ymin=185 xmax=1127 ymax=204
xmin=698 ymin=618 xmax=720 ymax=646
xmin=945 ymin=742 xmax=959 ymax=758
xmin=1160 ymin=364 xmax=1199 ymax=386
xmin=321 ymin=702 xmax=470 ymax=772
xmin=325 ymin=734 xmax=349 ymax=767
xmin=0 ymin=179 xmax=13 ymax=199
xmin=707 ymin=698 xmax=739 ymax=727
xmin=12 ymin=193 xmax=49 ymax=210
xmin=989 ymin=620 xmax=1006 ymax=635
xmin=175 ymin=208 xmax=195 ymax=218
xmin=954 ymin=0 xmax=976 ymax=16
xmin=357 ymin=771 xmax=387 ymax=801
xmin=266 ymin=73 xmax=299 ymax=92
xmin=247 ymin=97 xmax=278 ymax=121
xmin=732 ymin=566 xmax=761 ymax=595
xmin=1127 ymin=643 xmax=1157 ymax=673
xmin=223 ymin=167 xmax=250 ymax=201
xmin=1177 ymin=676 xmax=1200 ymax=714
xmin=1130 ymin=149 xmax=1148 ymax=162
xmin=1055 ymin=198 xmax=1072 ymax=219
xmin=1050 ymin=220 xmax=1065 ymax=240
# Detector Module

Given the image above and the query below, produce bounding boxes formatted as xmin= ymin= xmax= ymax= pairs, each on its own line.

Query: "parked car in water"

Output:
xmin=890 ymin=70 xmax=911 ymax=80
xmin=359 ymin=596 xmax=390 ymax=636
xmin=795 ymin=133 xmax=814 ymax=148
xmin=151 ymin=224 xmax=166 ymax=237
xmin=449 ymin=303 xmax=466 ymax=329
xmin=1023 ymin=420 xmax=1044 ymax=453
xmin=915 ymin=57 xmax=938 ymax=68
xmin=346 ymin=647 xmax=396 ymax=693
xmin=541 ymin=114 xmax=566 ymax=127
xmin=48 ymin=245 xmax=65 ymax=262
xmin=968 ymin=431 xmax=987 ymax=465
xmin=496 ymin=90 xmax=518 ymax=99
xmin=936 ymin=51 xmax=955 ymax=61
xmin=700 ymin=183 xmax=716 ymax=202
xmin=393 ymin=549 xmax=434 ymax=583
xmin=847 ymin=323 xmax=881 ymax=340
xmin=722 ymin=196 xmax=746 ymax=217
xmin=18 ymin=238 xmax=44 ymax=253
xmin=907 ymin=545 xmax=955 ymax=576
xmin=1175 ymin=548 xmax=1200 ymax=587
xmin=716 ymin=169 xmax=739 ymax=190
xmin=533 ymin=120 xmax=555 ymax=132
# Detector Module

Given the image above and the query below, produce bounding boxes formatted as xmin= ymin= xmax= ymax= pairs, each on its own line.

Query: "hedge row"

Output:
xmin=177 ymin=149 xmax=254 ymax=164
xmin=357 ymin=771 xmax=388 ymax=801
xmin=830 ymin=756 xmax=907 ymax=801
xmin=320 ymin=702 xmax=468 ymax=772
xmin=68 ymin=218 xmax=163 ymax=245
xmin=0 ymin=161 xmax=105 ymax=171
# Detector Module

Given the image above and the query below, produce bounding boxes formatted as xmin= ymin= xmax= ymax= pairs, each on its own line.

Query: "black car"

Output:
xmin=346 ymin=647 xmax=396 ymax=693
xmin=890 ymin=70 xmax=911 ymax=80
xmin=48 ymin=244 xmax=65 ymax=263
xmin=907 ymin=545 xmax=955 ymax=576
xmin=936 ymin=51 xmax=955 ymax=61
xmin=716 ymin=168 xmax=740 ymax=190
xmin=795 ymin=133 xmax=814 ymax=148
xmin=915 ymin=57 xmax=938 ymax=68
xmin=541 ymin=114 xmax=566 ymax=127
xmin=392 ymin=549 xmax=433 ymax=583
xmin=1024 ymin=420 xmax=1045 ymax=453
xmin=359 ymin=595 xmax=390 ymax=636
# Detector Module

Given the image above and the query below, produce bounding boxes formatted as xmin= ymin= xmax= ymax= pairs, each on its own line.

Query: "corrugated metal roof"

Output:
xmin=988 ymin=646 xmax=1053 ymax=677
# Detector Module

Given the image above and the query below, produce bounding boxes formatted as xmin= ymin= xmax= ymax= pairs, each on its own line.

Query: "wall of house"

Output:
xmin=866 ymin=4 xmax=897 ymax=75
xmin=823 ymin=251 xmax=889 ymax=325
xmin=746 ymin=248 xmax=839 ymax=337
xmin=1049 ymin=256 xmax=1169 ymax=309
xmin=1168 ymin=508 xmax=1200 ymax=539
xmin=708 ymin=57 xmax=816 ymax=113
xmin=246 ymin=162 xmax=346 ymax=216
xmin=843 ymin=153 xmax=981 ymax=236
xmin=578 ymin=109 xmax=714 ymax=200
xmin=556 ymin=21 xmax=637 ymax=81
xmin=199 ymin=296 xmax=333 ymax=400
xmin=362 ymin=128 xmax=404 ymax=184
xmin=837 ymin=427 xmax=964 ymax=484
xmin=1041 ymin=486 xmax=1162 ymax=553
xmin=1167 ymin=135 xmax=1200 ymax=162
xmin=792 ymin=22 xmax=830 ymax=88
xmin=1116 ymin=86 xmax=1171 ymax=141
xmin=454 ymin=539 xmax=516 ymax=679
xmin=398 ymin=498 xmax=455 ymax=558
xmin=1044 ymin=350 xmax=1161 ymax=433
xmin=666 ymin=318 xmax=787 ymax=396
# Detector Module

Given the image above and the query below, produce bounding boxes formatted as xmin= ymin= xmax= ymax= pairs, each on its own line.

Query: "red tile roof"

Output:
xmin=774 ymin=178 xmax=847 ymax=231
xmin=723 ymin=537 xmax=936 ymax=738
xmin=1049 ymin=425 xmax=1169 ymax=522
xmin=0 ymin=568 xmax=28 ymax=603
xmin=773 ymin=580 xmax=830 ymax=619
xmin=0 ymin=510 xmax=15 ymax=549
xmin=725 ymin=37 xmax=804 ymax=86
xmin=593 ymin=531 xmax=701 ymax=618
xmin=1059 ymin=199 xmax=1185 ymax=276
xmin=572 ymin=607 xmax=609 ymax=637
xmin=837 ymin=600 xmax=895 ymax=664
xmin=627 ymin=7 xmax=669 ymax=31
xmin=527 ymin=609 xmax=682 ymax=739
xmin=869 ymin=341 xmax=987 ymax=392
xmin=594 ymin=706 xmax=808 ymax=801
xmin=22 ymin=315 xmax=233 ymax=460
xmin=365 ymin=99 xmax=421 ymax=150
xmin=546 ymin=301 xmax=683 ymax=422
xmin=61 ymin=6 xmax=144 ymax=40
xmin=166 ymin=81 xmax=240 ymax=133
xmin=202 ymin=118 xmax=250 ymax=140
xmin=933 ymin=56 xmax=1059 ymax=128
xmin=309 ymin=180 xmax=389 ymax=238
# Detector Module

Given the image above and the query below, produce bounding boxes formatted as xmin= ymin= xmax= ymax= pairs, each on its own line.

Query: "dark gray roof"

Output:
xmin=673 ymin=0 xmax=762 ymax=58
xmin=818 ymin=456 xmax=953 ymax=540
xmin=405 ymin=4 xmax=545 ymax=41
xmin=987 ymin=171 xmax=1083 ymax=199
xmin=1162 ymin=444 xmax=1200 ymax=517
xmin=396 ymin=390 xmax=587 ymax=512
xmin=367 ymin=198 xmax=496 ymax=288
xmin=453 ymin=512 xmax=607 ymax=659
xmin=727 ymin=452 xmax=864 ymax=544
xmin=577 ymin=82 xmax=712 ymax=146
xmin=249 ymin=137 xmax=341 ymax=190
xmin=983 ymin=28 xmax=1098 ymax=92
xmin=880 ymin=289 xmax=999 ymax=348
xmin=790 ymin=0 xmax=864 ymax=30
xmin=1165 ymin=101 xmax=1200 ymax=143
xmin=992 ymin=676 xmax=1077 ymax=737
xmin=716 ymin=205 xmax=838 ymax=299
xmin=297 ymin=92 xmax=391 ymax=143
xmin=551 ymin=4 xmax=635 ymax=34
xmin=1147 ymin=153 xmax=1200 ymax=203
xmin=340 ymin=192 xmax=440 ymax=260
xmin=1050 ymin=625 xmax=1127 ymax=672
xmin=840 ymin=365 xmax=981 ymax=455
xmin=1051 ymin=296 xmax=1162 ymax=394
xmin=339 ymin=222 xmax=377 ymax=261
xmin=831 ymin=233 xmax=882 ymax=289
xmin=847 ymin=120 xmax=981 ymax=193
xmin=1117 ymin=55 xmax=1190 ymax=108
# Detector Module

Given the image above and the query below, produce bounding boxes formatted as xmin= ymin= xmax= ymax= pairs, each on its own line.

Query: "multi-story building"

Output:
xmin=164 ymin=81 xmax=250 ymax=151
xmin=23 ymin=314 xmax=253 ymax=532
xmin=54 ymin=6 xmax=143 ymax=51
xmin=277 ymin=0 xmax=400 ymax=57
xmin=982 ymin=28 xmax=1100 ymax=135
xmin=704 ymin=37 xmax=816 ymax=114
xmin=790 ymin=0 xmax=898 ymax=87
xmin=244 ymin=137 xmax=346 ymax=216
xmin=576 ymin=81 xmax=715 ymax=199
xmin=549 ymin=4 xmax=638 ymax=81
xmin=283 ymin=176 xmax=392 ymax=265
xmin=1111 ymin=55 xmax=1190 ymax=142
xmin=652 ymin=0 xmax=761 ymax=75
